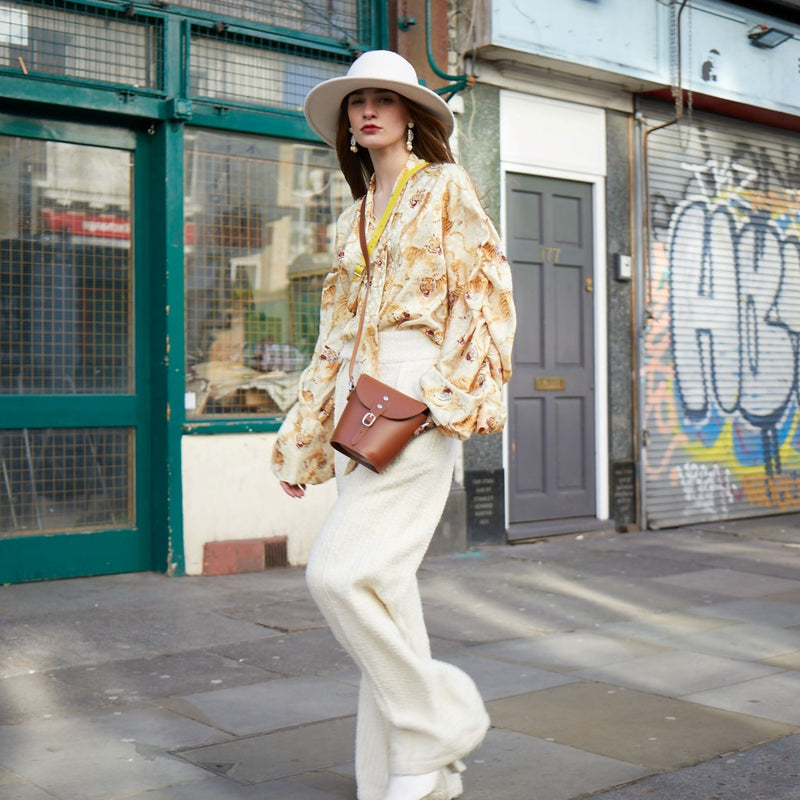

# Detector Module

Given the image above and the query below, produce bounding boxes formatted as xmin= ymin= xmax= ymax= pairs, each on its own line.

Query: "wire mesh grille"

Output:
xmin=190 ymin=29 xmax=351 ymax=110
xmin=0 ymin=426 xmax=134 ymax=534
xmin=0 ymin=0 xmax=163 ymax=89
xmin=174 ymin=0 xmax=365 ymax=41
xmin=184 ymin=128 xmax=350 ymax=417
xmin=0 ymin=137 xmax=134 ymax=396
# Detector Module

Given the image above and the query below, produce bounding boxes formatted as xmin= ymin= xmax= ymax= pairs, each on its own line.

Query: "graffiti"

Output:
xmin=645 ymin=122 xmax=800 ymax=523
xmin=667 ymin=156 xmax=800 ymax=478
xmin=675 ymin=461 xmax=739 ymax=517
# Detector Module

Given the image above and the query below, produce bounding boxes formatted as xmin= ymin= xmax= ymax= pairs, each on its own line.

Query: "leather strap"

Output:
xmin=352 ymin=160 xmax=428 ymax=281
xmin=346 ymin=161 xmax=427 ymax=390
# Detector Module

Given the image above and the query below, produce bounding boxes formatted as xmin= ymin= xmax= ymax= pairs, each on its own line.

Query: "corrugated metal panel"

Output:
xmin=641 ymin=100 xmax=800 ymax=528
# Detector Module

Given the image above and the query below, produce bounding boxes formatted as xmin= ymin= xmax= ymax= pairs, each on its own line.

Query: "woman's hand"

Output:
xmin=280 ymin=481 xmax=306 ymax=499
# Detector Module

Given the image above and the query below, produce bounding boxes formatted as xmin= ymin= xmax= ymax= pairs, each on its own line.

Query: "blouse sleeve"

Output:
xmin=419 ymin=166 xmax=516 ymax=440
xmin=271 ymin=210 xmax=356 ymax=485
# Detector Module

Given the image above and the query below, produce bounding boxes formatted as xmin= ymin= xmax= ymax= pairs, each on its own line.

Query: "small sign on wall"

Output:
xmin=465 ymin=469 xmax=506 ymax=544
xmin=611 ymin=460 xmax=637 ymax=527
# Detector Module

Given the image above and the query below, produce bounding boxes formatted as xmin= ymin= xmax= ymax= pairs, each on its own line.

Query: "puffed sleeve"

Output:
xmin=271 ymin=209 xmax=357 ymax=484
xmin=419 ymin=166 xmax=516 ymax=440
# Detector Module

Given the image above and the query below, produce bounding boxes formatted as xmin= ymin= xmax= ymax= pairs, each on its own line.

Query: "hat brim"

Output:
xmin=304 ymin=75 xmax=455 ymax=148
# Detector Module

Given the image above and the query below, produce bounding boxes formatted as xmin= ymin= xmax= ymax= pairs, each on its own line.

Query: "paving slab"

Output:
xmin=287 ymin=768 xmax=358 ymax=799
xmin=0 ymin=607 xmax=280 ymax=679
xmin=592 ymin=531 xmax=800 ymax=581
xmin=766 ymin=587 xmax=800 ymax=603
xmin=573 ymin=650 xmax=783 ymax=696
xmin=216 ymin=597 xmax=328 ymax=632
xmin=2 ymin=523 xmax=800 ymax=800
xmin=460 ymin=728 xmax=652 ymax=800
xmin=0 ymin=707 xmax=221 ymax=800
xmin=471 ymin=631 xmax=668 ymax=671
xmin=444 ymin=652 xmax=577 ymax=700
xmin=561 ymin=573 xmax=735 ymax=617
xmin=485 ymin=681 xmax=796 ymax=771
xmin=211 ymin=628 xmax=356 ymax=680
xmin=125 ymin=776 xmax=344 ymax=799
xmin=654 ymin=567 xmax=800 ymax=598
xmin=685 ymin=598 xmax=800 ymax=627
xmin=761 ymin=649 xmax=800 ymax=669
xmin=420 ymin=573 xmax=549 ymax=643
xmin=598 ymin=609 xmax=734 ymax=642
xmin=161 ymin=675 xmax=359 ymax=736
xmin=0 ymin=768 xmax=22 ymax=788
xmin=178 ymin=716 xmax=356 ymax=784
xmin=646 ymin=621 xmax=800 ymax=660
xmin=586 ymin=733 xmax=800 ymax=800
xmin=48 ymin=648 xmax=278 ymax=703
xmin=683 ymin=671 xmax=800 ymax=724
xmin=0 ymin=785 xmax=56 ymax=800
xmin=0 ymin=671 xmax=113 ymax=724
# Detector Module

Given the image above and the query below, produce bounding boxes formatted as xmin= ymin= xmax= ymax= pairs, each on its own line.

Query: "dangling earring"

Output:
xmin=350 ymin=133 xmax=358 ymax=153
xmin=406 ymin=122 xmax=414 ymax=152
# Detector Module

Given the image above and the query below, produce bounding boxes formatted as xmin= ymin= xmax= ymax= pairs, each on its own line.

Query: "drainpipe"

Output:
xmin=642 ymin=0 xmax=689 ymax=314
xmin=416 ymin=0 xmax=474 ymax=98
xmin=637 ymin=0 xmax=689 ymax=530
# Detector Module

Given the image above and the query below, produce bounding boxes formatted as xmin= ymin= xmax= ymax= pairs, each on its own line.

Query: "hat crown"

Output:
xmin=303 ymin=50 xmax=453 ymax=147
xmin=345 ymin=50 xmax=420 ymax=91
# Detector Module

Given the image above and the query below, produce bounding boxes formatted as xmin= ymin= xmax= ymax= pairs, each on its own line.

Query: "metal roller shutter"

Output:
xmin=641 ymin=100 xmax=800 ymax=528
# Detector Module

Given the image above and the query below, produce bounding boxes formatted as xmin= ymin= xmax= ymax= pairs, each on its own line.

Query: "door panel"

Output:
xmin=507 ymin=174 xmax=595 ymax=533
xmin=0 ymin=121 xmax=151 ymax=581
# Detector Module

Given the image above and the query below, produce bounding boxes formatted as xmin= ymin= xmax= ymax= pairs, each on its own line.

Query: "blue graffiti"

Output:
xmin=668 ymin=193 xmax=800 ymax=476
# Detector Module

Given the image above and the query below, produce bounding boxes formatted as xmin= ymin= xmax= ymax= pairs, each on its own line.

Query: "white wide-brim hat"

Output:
xmin=304 ymin=50 xmax=455 ymax=147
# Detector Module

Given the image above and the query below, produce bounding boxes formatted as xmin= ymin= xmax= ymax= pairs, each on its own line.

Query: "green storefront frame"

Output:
xmin=0 ymin=1 xmax=388 ymax=582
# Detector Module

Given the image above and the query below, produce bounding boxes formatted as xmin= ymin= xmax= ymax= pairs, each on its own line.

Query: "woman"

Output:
xmin=273 ymin=50 xmax=515 ymax=800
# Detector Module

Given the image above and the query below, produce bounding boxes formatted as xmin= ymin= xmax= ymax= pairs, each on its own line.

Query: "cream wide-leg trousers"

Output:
xmin=306 ymin=331 xmax=490 ymax=800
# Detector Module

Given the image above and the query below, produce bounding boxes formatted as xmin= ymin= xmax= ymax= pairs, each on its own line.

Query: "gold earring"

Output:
xmin=406 ymin=122 xmax=414 ymax=152
xmin=350 ymin=133 xmax=358 ymax=153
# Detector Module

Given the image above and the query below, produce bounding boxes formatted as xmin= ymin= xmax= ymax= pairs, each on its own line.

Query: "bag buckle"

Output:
xmin=361 ymin=412 xmax=376 ymax=427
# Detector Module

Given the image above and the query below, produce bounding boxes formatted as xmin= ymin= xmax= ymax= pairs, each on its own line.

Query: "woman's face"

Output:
xmin=347 ymin=88 xmax=410 ymax=154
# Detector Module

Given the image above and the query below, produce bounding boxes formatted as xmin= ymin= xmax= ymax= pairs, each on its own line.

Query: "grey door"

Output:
xmin=507 ymin=174 xmax=595 ymax=537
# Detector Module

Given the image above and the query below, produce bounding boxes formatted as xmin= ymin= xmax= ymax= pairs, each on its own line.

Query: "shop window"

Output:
xmin=174 ymin=0 xmax=364 ymax=40
xmin=184 ymin=128 xmax=349 ymax=418
xmin=0 ymin=426 xmax=134 ymax=534
xmin=190 ymin=29 xmax=349 ymax=111
xmin=0 ymin=1 xmax=162 ymax=90
xmin=0 ymin=135 xmax=135 ymax=535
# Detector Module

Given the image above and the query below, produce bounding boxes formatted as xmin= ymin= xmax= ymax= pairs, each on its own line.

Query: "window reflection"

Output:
xmin=183 ymin=130 xmax=349 ymax=417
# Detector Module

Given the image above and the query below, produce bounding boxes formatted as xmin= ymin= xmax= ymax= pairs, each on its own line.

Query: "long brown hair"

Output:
xmin=335 ymin=94 xmax=455 ymax=199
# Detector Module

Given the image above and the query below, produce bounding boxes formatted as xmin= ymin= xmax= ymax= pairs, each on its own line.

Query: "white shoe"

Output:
xmin=381 ymin=770 xmax=441 ymax=800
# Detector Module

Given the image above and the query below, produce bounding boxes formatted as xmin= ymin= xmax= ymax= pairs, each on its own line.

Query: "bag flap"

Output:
xmin=353 ymin=374 xmax=427 ymax=420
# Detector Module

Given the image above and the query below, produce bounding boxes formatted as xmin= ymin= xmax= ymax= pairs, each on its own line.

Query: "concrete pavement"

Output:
xmin=2 ymin=516 xmax=800 ymax=799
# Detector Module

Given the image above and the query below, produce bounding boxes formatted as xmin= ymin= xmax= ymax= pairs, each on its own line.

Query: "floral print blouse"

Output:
xmin=271 ymin=154 xmax=516 ymax=485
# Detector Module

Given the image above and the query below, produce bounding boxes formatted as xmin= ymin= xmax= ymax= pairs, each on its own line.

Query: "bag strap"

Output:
xmin=352 ymin=160 xmax=428 ymax=282
xmin=346 ymin=161 xmax=427 ymax=389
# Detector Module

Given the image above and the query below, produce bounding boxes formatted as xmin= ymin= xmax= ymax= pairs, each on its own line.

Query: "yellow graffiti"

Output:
xmin=645 ymin=238 xmax=800 ymax=513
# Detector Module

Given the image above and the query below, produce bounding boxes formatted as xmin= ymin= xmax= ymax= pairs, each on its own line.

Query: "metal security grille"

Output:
xmin=0 ymin=426 xmax=133 ymax=533
xmin=0 ymin=138 xmax=134 ymax=396
xmin=0 ymin=133 xmax=136 ymax=537
xmin=0 ymin=0 xmax=163 ymax=89
xmin=641 ymin=100 xmax=800 ymax=528
xmin=174 ymin=0 xmax=364 ymax=41
xmin=190 ymin=28 xmax=351 ymax=110
xmin=184 ymin=128 xmax=349 ymax=417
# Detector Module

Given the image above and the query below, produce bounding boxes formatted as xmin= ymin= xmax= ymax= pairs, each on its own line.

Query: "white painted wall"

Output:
xmin=500 ymin=91 xmax=609 ymax=521
xmin=181 ymin=433 xmax=337 ymax=574
xmin=489 ymin=0 xmax=800 ymax=119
